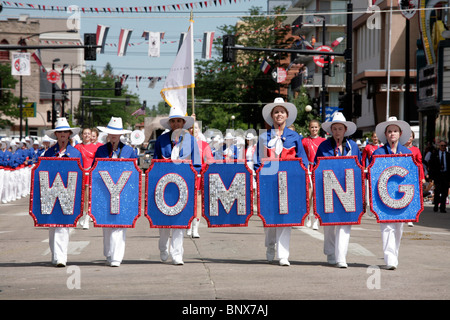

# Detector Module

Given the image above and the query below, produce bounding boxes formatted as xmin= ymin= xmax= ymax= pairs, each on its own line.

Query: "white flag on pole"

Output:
xmin=160 ymin=20 xmax=194 ymax=115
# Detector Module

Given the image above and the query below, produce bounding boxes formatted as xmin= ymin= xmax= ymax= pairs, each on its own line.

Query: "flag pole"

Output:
xmin=190 ymin=11 xmax=195 ymax=118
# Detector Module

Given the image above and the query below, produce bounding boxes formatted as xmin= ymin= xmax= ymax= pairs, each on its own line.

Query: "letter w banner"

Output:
xmin=145 ymin=160 xmax=197 ymax=228
xmin=368 ymin=154 xmax=423 ymax=223
xmin=313 ymin=156 xmax=365 ymax=225
xmin=89 ymin=159 xmax=142 ymax=227
xmin=29 ymin=158 xmax=84 ymax=227
xmin=202 ymin=161 xmax=254 ymax=227
xmin=257 ymin=159 xmax=309 ymax=226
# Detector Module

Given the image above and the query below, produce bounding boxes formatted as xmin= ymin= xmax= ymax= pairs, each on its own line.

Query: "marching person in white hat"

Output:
xmin=314 ymin=112 xmax=362 ymax=268
xmin=154 ymin=106 xmax=201 ymax=265
xmin=94 ymin=117 xmax=137 ymax=267
xmin=371 ymin=116 xmax=412 ymax=270
xmin=254 ymin=97 xmax=308 ymax=266
xmin=43 ymin=117 xmax=83 ymax=267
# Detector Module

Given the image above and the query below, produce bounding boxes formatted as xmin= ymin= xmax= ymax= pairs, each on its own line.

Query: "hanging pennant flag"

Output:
xmin=148 ymin=77 xmax=158 ymax=88
xmin=31 ymin=49 xmax=46 ymax=73
xmin=202 ymin=31 xmax=215 ymax=59
xmin=117 ymin=28 xmax=133 ymax=56
xmin=160 ymin=19 xmax=195 ymax=116
xmin=131 ymin=101 xmax=146 ymax=116
xmin=260 ymin=59 xmax=271 ymax=74
xmin=331 ymin=36 xmax=345 ymax=48
xmin=143 ymin=31 xmax=164 ymax=57
xmin=177 ymin=32 xmax=187 ymax=53
xmin=96 ymin=24 xmax=110 ymax=53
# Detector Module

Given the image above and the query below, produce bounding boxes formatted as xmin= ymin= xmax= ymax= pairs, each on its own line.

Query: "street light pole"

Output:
xmin=51 ymin=58 xmax=60 ymax=129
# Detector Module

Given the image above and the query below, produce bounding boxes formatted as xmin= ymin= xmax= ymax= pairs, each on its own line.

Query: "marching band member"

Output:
xmin=154 ymin=107 xmax=201 ymax=265
xmin=95 ymin=117 xmax=137 ymax=267
xmin=302 ymin=119 xmax=326 ymax=230
xmin=315 ymin=112 xmax=361 ymax=268
xmin=254 ymin=97 xmax=308 ymax=266
xmin=43 ymin=117 xmax=83 ymax=267
xmin=372 ymin=117 xmax=412 ymax=270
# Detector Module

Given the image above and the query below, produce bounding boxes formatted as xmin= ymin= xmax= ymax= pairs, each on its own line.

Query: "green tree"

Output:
xmin=0 ymin=64 xmax=20 ymax=128
xmin=76 ymin=65 xmax=140 ymax=128
xmin=194 ymin=6 xmax=294 ymax=132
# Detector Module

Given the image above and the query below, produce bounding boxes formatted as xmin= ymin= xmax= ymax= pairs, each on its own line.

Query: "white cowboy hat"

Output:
xmin=321 ymin=112 xmax=357 ymax=137
xmin=245 ymin=132 xmax=256 ymax=140
xmin=160 ymin=107 xmax=194 ymax=130
xmin=0 ymin=137 xmax=10 ymax=149
xmin=262 ymin=97 xmax=297 ymax=127
xmin=375 ymin=116 xmax=411 ymax=145
xmin=45 ymin=118 xmax=80 ymax=140
xmin=97 ymin=117 xmax=132 ymax=135
xmin=224 ymin=132 xmax=234 ymax=140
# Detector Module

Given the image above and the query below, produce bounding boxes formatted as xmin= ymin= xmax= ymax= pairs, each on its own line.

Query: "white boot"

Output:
xmin=192 ymin=218 xmax=200 ymax=238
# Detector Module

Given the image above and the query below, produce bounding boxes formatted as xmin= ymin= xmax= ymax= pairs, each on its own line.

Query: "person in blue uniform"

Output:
xmin=372 ymin=116 xmax=412 ymax=270
xmin=254 ymin=97 xmax=308 ymax=266
xmin=154 ymin=106 xmax=201 ymax=265
xmin=314 ymin=112 xmax=361 ymax=268
xmin=95 ymin=117 xmax=136 ymax=267
xmin=43 ymin=118 xmax=82 ymax=267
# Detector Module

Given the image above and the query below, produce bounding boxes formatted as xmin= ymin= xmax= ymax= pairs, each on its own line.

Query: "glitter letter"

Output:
xmin=323 ymin=169 xmax=356 ymax=213
xmin=154 ymin=173 xmax=189 ymax=216
xmin=209 ymin=173 xmax=246 ymax=216
xmin=377 ymin=166 xmax=414 ymax=209
xmin=278 ymin=171 xmax=288 ymax=214
xmin=99 ymin=171 xmax=132 ymax=214
xmin=39 ymin=171 xmax=78 ymax=215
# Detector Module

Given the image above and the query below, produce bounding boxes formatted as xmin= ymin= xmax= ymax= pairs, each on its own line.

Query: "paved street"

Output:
xmin=1 ymin=195 xmax=449 ymax=303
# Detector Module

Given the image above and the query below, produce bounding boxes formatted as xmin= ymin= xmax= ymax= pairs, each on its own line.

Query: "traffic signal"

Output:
xmin=115 ymin=81 xmax=122 ymax=96
xmin=323 ymin=56 xmax=330 ymax=76
xmin=84 ymin=33 xmax=97 ymax=61
xmin=311 ymin=98 xmax=320 ymax=116
xmin=339 ymin=92 xmax=352 ymax=120
xmin=222 ymin=35 xmax=236 ymax=63
xmin=47 ymin=110 xmax=51 ymax=122
xmin=353 ymin=93 xmax=362 ymax=118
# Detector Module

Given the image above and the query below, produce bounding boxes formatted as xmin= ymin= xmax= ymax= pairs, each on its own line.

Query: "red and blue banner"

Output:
xmin=202 ymin=160 xmax=254 ymax=227
xmin=368 ymin=154 xmax=423 ymax=223
xmin=313 ymin=156 xmax=365 ymax=225
xmin=89 ymin=159 xmax=142 ymax=228
xmin=29 ymin=158 xmax=84 ymax=227
xmin=257 ymin=159 xmax=309 ymax=227
xmin=145 ymin=160 xmax=197 ymax=228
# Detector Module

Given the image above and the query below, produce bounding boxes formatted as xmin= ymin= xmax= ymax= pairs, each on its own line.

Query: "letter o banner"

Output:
xmin=145 ymin=160 xmax=197 ymax=228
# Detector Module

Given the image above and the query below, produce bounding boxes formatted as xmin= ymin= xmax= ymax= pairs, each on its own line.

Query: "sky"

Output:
xmin=1 ymin=0 xmax=279 ymax=110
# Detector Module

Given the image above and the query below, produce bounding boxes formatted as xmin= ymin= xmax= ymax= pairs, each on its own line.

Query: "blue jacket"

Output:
xmin=0 ymin=149 xmax=12 ymax=167
xmin=43 ymin=143 xmax=84 ymax=167
xmin=314 ymin=137 xmax=362 ymax=165
xmin=254 ymin=127 xmax=308 ymax=171
xmin=94 ymin=142 xmax=137 ymax=160
xmin=371 ymin=143 xmax=412 ymax=160
xmin=154 ymin=130 xmax=201 ymax=173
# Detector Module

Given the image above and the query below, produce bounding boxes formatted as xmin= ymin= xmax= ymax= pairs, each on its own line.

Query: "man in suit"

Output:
xmin=429 ymin=140 xmax=450 ymax=213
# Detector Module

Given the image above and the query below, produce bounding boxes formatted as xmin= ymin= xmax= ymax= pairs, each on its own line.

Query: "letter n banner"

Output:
xmin=29 ymin=158 xmax=84 ymax=227
xmin=368 ymin=154 xmax=423 ymax=223
xmin=202 ymin=161 xmax=253 ymax=227
xmin=257 ymin=159 xmax=309 ymax=226
xmin=89 ymin=159 xmax=142 ymax=227
xmin=313 ymin=156 xmax=365 ymax=225
xmin=145 ymin=160 xmax=197 ymax=228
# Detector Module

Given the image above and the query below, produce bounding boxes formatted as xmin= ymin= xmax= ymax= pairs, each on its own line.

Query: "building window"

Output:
xmin=0 ymin=39 xmax=10 ymax=60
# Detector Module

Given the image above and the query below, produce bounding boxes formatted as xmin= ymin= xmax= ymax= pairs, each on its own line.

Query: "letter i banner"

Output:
xmin=257 ymin=159 xmax=309 ymax=226
xmin=202 ymin=160 xmax=254 ymax=227
xmin=145 ymin=160 xmax=197 ymax=228
xmin=89 ymin=159 xmax=142 ymax=227
xmin=29 ymin=158 xmax=84 ymax=227
xmin=368 ymin=154 xmax=423 ymax=223
xmin=313 ymin=156 xmax=365 ymax=225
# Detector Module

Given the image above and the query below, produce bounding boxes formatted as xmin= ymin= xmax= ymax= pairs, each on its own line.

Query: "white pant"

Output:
xmin=49 ymin=227 xmax=70 ymax=264
xmin=265 ymin=227 xmax=291 ymax=260
xmin=380 ymin=223 xmax=403 ymax=267
xmin=103 ymin=228 xmax=127 ymax=264
xmin=323 ymin=225 xmax=352 ymax=264
xmin=159 ymin=228 xmax=184 ymax=260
